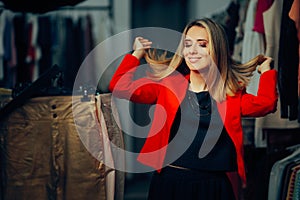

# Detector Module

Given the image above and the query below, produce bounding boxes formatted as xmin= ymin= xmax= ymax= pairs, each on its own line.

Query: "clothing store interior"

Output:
xmin=0 ymin=0 xmax=299 ymax=199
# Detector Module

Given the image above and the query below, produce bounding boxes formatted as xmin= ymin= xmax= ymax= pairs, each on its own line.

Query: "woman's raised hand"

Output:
xmin=132 ymin=37 xmax=152 ymax=59
xmin=257 ymin=56 xmax=273 ymax=74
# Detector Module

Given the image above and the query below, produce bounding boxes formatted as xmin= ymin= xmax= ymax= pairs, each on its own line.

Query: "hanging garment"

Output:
xmin=231 ymin=0 xmax=250 ymax=63
xmin=98 ymin=93 xmax=125 ymax=200
xmin=285 ymin=164 xmax=300 ymax=200
xmin=242 ymin=0 xmax=265 ymax=95
xmin=288 ymin=0 xmax=300 ymax=123
xmin=268 ymin=148 xmax=300 ymax=200
xmin=0 ymin=11 xmax=5 ymax=81
xmin=210 ymin=1 xmax=239 ymax=56
xmin=289 ymin=0 xmax=300 ymax=44
xmin=252 ymin=0 xmax=274 ymax=34
xmin=13 ymin=15 xmax=31 ymax=84
xmin=293 ymin=169 xmax=300 ymax=199
xmin=282 ymin=162 xmax=295 ymax=199
xmin=278 ymin=0 xmax=299 ymax=120
xmin=0 ymin=94 xmax=124 ymax=200
xmin=2 ymin=10 xmax=17 ymax=89
xmin=255 ymin=0 xmax=300 ymax=148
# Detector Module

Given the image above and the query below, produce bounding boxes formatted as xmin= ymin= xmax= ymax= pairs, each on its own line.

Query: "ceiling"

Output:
xmin=0 ymin=0 xmax=86 ymax=13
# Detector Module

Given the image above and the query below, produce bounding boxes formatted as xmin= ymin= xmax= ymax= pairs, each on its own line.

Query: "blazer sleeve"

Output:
xmin=109 ymin=54 xmax=161 ymax=104
xmin=240 ymin=69 xmax=278 ymax=117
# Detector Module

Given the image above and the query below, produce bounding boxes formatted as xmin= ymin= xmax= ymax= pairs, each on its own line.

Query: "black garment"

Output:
xmin=14 ymin=15 xmax=31 ymax=84
xmin=168 ymin=90 xmax=237 ymax=171
xmin=149 ymin=90 xmax=237 ymax=200
xmin=37 ymin=16 xmax=53 ymax=76
xmin=148 ymin=166 xmax=236 ymax=200
xmin=278 ymin=0 xmax=299 ymax=120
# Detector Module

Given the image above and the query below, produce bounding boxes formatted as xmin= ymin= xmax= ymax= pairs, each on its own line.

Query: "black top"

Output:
xmin=167 ymin=90 xmax=237 ymax=171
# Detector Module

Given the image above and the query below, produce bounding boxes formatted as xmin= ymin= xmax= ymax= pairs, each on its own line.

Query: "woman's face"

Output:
xmin=183 ymin=26 xmax=211 ymax=72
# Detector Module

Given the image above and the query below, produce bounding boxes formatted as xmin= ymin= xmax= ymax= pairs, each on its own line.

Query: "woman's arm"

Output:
xmin=132 ymin=37 xmax=152 ymax=60
xmin=241 ymin=57 xmax=278 ymax=117
xmin=109 ymin=37 xmax=161 ymax=104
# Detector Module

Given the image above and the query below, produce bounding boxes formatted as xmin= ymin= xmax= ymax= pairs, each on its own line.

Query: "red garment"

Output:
xmin=109 ymin=54 xmax=278 ymax=186
xmin=253 ymin=0 xmax=274 ymax=34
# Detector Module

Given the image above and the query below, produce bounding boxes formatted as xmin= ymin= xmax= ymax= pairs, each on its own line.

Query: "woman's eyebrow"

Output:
xmin=196 ymin=39 xmax=208 ymax=42
xmin=184 ymin=38 xmax=208 ymax=42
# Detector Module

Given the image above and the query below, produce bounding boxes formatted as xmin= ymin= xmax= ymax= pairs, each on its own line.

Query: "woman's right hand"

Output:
xmin=132 ymin=37 xmax=152 ymax=59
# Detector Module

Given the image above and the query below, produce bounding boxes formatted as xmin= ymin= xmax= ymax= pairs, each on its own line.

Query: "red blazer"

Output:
xmin=109 ymin=54 xmax=278 ymax=185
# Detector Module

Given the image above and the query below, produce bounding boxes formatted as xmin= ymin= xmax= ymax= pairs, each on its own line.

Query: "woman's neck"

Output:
xmin=189 ymin=70 xmax=207 ymax=92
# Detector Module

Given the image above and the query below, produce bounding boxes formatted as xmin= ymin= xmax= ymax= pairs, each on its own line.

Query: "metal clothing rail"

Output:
xmin=55 ymin=0 xmax=113 ymax=18
xmin=0 ymin=0 xmax=114 ymax=17
xmin=55 ymin=0 xmax=114 ymax=24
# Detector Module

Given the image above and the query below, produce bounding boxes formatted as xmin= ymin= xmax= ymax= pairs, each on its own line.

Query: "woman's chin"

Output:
xmin=189 ymin=66 xmax=209 ymax=74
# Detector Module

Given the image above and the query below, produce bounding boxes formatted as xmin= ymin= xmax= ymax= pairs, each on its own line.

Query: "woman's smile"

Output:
xmin=187 ymin=57 xmax=201 ymax=63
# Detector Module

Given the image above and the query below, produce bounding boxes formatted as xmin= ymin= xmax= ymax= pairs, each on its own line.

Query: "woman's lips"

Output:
xmin=188 ymin=57 xmax=201 ymax=63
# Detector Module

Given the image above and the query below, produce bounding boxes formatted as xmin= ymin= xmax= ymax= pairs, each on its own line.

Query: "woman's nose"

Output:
xmin=189 ymin=44 xmax=198 ymax=54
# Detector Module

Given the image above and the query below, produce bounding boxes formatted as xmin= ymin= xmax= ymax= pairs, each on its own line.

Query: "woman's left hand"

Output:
xmin=257 ymin=56 xmax=273 ymax=74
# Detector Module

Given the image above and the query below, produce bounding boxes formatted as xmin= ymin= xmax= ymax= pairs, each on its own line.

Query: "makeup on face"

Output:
xmin=183 ymin=26 xmax=211 ymax=71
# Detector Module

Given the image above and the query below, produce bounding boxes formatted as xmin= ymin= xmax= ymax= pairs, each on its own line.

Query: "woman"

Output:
xmin=109 ymin=18 xmax=277 ymax=200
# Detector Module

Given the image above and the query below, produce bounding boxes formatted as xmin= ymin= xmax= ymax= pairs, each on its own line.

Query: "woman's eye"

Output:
xmin=199 ymin=42 xmax=207 ymax=47
xmin=184 ymin=42 xmax=192 ymax=47
xmin=184 ymin=39 xmax=192 ymax=47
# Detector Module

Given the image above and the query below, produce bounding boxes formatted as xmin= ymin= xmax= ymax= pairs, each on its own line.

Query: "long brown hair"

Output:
xmin=146 ymin=18 xmax=264 ymax=102
xmin=144 ymin=48 xmax=174 ymax=80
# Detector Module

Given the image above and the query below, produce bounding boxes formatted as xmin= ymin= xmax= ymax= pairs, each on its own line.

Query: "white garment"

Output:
xmin=241 ymin=0 xmax=265 ymax=95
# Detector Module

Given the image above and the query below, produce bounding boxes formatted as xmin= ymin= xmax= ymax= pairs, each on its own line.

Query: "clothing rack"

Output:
xmin=0 ymin=0 xmax=113 ymax=17
xmin=58 ymin=3 xmax=113 ymax=18
xmin=0 ymin=65 xmax=62 ymax=121
xmin=0 ymin=0 xmax=115 ymax=93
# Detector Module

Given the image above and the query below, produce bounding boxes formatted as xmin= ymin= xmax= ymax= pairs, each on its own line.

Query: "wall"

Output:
xmin=187 ymin=0 xmax=231 ymax=21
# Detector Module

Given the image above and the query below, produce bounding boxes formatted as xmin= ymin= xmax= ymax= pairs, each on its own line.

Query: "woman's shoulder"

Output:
xmin=162 ymin=70 xmax=189 ymax=83
xmin=155 ymin=71 xmax=189 ymax=93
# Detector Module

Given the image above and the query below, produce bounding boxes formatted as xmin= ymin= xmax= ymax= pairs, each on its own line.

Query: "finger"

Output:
xmin=142 ymin=41 xmax=152 ymax=47
xmin=135 ymin=37 xmax=147 ymax=45
xmin=136 ymin=36 xmax=144 ymax=40
xmin=258 ymin=55 xmax=272 ymax=65
xmin=263 ymin=56 xmax=272 ymax=62
xmin=138 ymin=37 xmax=151 ymax=41
xmin=261 ymin=57 xmax=273 ymax=66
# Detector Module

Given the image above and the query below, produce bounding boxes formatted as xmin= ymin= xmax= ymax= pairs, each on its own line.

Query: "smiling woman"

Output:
xmin=109 ymin=18 xmax=278 ymax=200
xmin=183 ymin=26 xmax=210 ymax=71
